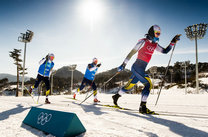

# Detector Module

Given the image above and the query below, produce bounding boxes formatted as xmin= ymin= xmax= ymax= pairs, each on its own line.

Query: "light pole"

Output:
xmin=149 ymin=66 xmax=157 ymax=94
xmin=51 ymin=70 xmax=56 ymax=95
xmin=184 ymin=63 xmax=187 ymax=94
xmin=180 ymin=61 xmax=190 ymax=94
xmin=18 ymin=30 xmax=34 ymax=95
xmin=68 ymin=64 xmax=77 ymax=93
xmin=169 ymin=69 xmax=173 ymax=86
xmin=185 ymin=23 xmax=207 ymax=93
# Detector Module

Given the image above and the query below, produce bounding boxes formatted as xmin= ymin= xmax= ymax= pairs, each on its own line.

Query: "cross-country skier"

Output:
xmin=29 ymin=53 xmax=55 ymax=104
xmin=73 ymin=58 xmax=101 ymax=102
xmin=112 ymin=25 xmax=181 ymax=114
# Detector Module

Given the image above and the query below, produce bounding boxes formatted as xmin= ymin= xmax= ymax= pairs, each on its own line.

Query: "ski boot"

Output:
xmin=28 ymin=87 xmax=34 ymax=96
xmin=112 ymin=94 xmax=121 ymax=106
xmin=94 ymin=98 xmax=100 ymax=103
xmin=139 ymin=102 xmax=156 ymax=114
xmin=73 ymin=93 xmax=76 ymax=99
xmin=28 ymin=86 xmax=33 ymax=94
xmin=45 ymin=98 xmax=51 ymax=104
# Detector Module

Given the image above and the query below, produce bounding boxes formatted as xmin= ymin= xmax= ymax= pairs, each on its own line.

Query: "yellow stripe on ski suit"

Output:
xmin=144 ymin=77 xmax=152 ymax=91
xmin=124 ymin=79 xmax=135 ymax=90
xmin=123 ymin=77 xmax=152 ymax=91
xmin=93 ymin=90 xmax=97 ymax=96
xmin=46 ymin=90 xmax=50 ymax=96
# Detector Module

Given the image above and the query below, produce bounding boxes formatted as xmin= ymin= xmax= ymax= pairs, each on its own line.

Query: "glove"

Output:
xmin=171 ymin=34 xmax=181 ymax=43
xmin=117 ymin=62 xmax=126 ymax=72
xmin=97 ymin=63 xmax=101 ymax=67
xmin=45 ymin=55 xmax=49 ymax=61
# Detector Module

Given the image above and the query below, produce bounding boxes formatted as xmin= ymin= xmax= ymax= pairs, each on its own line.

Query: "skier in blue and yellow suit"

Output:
xmin=29 ymin=53 xmax=55 ymax=104
xmin=73 ymin=58 xmax=101 ymax=102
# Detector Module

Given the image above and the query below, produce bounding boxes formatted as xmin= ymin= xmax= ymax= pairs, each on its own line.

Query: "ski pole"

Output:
xmin=80 ymin=72 xmax=120 ymax=105
xmin=37 ymin=90 xmax=42 ymax=104
xmin=100 ymin=71 xmax=120 ymax=89
xmin=155 ymin=44 xmax=176 ymax=106
xmin=79 ymin=91 xmax=94 ymax=105
xmin=24 ymin=86 xmax=38 ymax=104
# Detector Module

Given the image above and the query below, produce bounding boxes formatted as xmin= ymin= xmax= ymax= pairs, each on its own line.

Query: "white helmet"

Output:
xmin=92 ymin=58 xmax=98 ymax=64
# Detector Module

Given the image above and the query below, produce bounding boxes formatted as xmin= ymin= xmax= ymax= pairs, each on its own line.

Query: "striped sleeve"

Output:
xmin=155 ymin=42 xmax=175 ymax=54
xmin=123 ymin=39 xmax=145 ymax=64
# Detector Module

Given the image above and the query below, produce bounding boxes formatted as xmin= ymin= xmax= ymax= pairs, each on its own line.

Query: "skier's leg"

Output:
xmin=140 ymin=74 xmax=152 ymax=103
xmin=91 ymin=82 xmax=100 ymax=102
xmin=121 ymin=75 xmax=139 ymax=93
xmin=112 ymin=75 xmax=139 ymax=106
xmin=74 ymin=78 xmax=87 ymax=99
xmin=138 ymin=74 xmax=155 ymax=114
xmin=131 ymin=66 xmax=155 ymax=113
xmin=43 ymin=76 xmax=51 ymax=104
xmin=29 ymin=74 xmax=43 ymax=94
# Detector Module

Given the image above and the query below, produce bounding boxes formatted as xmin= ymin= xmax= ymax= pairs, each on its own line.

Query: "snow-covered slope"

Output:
xmin=0 ymin=92 xmax=208 ymax=137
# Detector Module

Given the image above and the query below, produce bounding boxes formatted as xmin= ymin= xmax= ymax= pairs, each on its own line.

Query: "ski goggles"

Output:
xmin=154 ymin=31 xmax=161 ymax=37
xmin=49 ymin=56 xmax=54 ymax=61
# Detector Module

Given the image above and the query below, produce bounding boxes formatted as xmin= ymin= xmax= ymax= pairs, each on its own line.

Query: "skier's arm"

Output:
xmin=123 ymin=40 xmax=145 ymax=64
xmin=156 ymin=34 xmax=181 ymax=54
xmin=88 ymin=64 xmax=98 ymax=71
xmin=39 ymin=58 xmax=46 ymax=65
xmin=118 ymin=40 xmax=145 ymax=71
xmin=155 ymin=44 xmax=173 ymax=54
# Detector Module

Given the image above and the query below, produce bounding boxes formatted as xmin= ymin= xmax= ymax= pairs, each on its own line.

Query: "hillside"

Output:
xmin=95 ymin=68 xmax=132 ymax=84
xmin=0 ymin=73 xmax=30 ymax=82
xmin=54 ymin=66 xmax=84 ymax=81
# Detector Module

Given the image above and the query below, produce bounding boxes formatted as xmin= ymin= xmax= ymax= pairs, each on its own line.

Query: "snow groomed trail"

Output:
xmin=0 ymin=93 xmax=208 ymax=137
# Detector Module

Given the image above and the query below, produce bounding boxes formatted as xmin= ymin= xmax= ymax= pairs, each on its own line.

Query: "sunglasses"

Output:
xmin=50 ymin=56 xmax=54 ymax=60
xmin=155 ymin=31 xmax=161 ymax=36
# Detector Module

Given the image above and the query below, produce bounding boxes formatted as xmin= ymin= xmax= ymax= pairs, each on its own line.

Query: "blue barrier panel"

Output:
xmin=23 ymin=107 xmax=86 ymax=137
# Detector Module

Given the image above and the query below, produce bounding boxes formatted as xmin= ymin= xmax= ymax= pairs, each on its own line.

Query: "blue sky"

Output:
xmin=0 ymin=0 xmax=208 ymax=77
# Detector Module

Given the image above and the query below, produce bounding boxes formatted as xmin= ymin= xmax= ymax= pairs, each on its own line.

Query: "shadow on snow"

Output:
xmin=119 ymin=110 xmax=208 ymax=137
xmin=0 ymin=104 xmax=30 ymax=121
xmin=71 ymin=101 xmax=208 ymax=137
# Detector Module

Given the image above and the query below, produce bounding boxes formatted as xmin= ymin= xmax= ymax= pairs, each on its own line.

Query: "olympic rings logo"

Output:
xmin=147 ymin=46 xmax=155 ymax=52
xmin=37 ymin=112 xmax=52 ymax=125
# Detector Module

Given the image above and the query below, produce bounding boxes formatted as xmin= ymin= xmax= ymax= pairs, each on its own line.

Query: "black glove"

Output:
xmin=45 ymin=55 xmax=49 ymax=61
xmin=171 ymin=34 xmax=181 ymax=43
xmin=117 ymin=62 xmax=126 ymax=72
xmin=97 ymin=63 xmax=101 ymax=67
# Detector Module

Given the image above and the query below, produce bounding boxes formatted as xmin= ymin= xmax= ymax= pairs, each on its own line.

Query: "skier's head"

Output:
xmin=147 ymin=25 xmax=161 ymax=42
xmin=48 ymin=53 xmax=55 ymax=61
xmin=92 ymin=58 xmax=98 ymax=65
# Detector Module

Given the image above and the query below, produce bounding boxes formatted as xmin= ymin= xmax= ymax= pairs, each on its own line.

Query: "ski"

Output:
xmin=95 ymin=104 xmax=132 ymax=110
xmin=95 ymin=103 xmax=160 ymax=115
xmin=95 ymin=103 xmax=159 ymax=115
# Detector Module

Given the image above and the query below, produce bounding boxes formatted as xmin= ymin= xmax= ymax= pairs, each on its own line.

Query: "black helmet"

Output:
xmin=146 ymin=25 xmax=161 ymax=42
xmin=148 ymin=25 xmax=161 ymax=37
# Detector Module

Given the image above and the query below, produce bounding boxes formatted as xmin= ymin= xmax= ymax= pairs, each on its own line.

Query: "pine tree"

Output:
xmin=9 ymin=49 xmax=25 ymax=97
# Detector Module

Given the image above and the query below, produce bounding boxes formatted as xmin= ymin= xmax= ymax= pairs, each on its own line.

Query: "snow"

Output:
xmin=0 ymin=91 xmax=208 ymax=137
xmin=199 ymin=78 xmax=208 ymax=84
